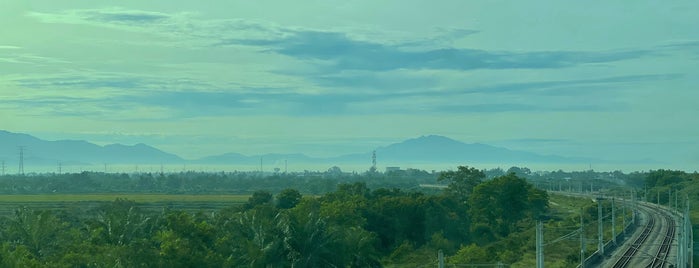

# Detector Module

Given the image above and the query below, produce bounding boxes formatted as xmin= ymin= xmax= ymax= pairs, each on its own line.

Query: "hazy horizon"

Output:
xmin=2 ymin=1 xmax=697 ymax=170
xmin=4 ymin=162 xmax=690 ymax=176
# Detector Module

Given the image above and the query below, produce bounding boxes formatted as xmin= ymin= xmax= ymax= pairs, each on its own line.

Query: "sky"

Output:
xmin=1 ymin=1 xmax=698 ymax=171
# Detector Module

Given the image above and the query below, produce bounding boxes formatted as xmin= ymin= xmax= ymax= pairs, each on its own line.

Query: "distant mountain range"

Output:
xmin=0 ymin=130 xmax=182 ymax=166
xmin=0 ymin=130 xmax=597 ymax=169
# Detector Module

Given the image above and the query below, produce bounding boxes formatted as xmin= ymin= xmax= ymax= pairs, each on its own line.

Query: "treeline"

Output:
xmin=0 ymin=166 xmax=549 ymax=267
xmin=0 ymin=169 xmax=436 ymax=195
xmin=0 ymin=166 xmax=654 ymax=195
xmin=639 ymin=169 xmax=699 ymax=204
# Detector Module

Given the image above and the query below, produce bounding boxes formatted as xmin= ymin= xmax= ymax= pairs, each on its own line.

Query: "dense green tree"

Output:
xmin=506 ymin=166 xmax=531 ymax=177
xmin=645 ymin=169 xmax=686 ymax=187
xmin=0 ymin=243 xmax=42 ymax=267
xmin=286 ymin=210 xmax=341 ymax=267
xmin=89 ymin=198 xmax=153 ymax=246
xmin=449 ymin=244 xmax=490 ymax=265
xmin=244 ymin=190 xmax=274 ymax=209
xmin=229 ymin=206 xmax=288 ymax=267
xmin=437 ymin=166 xmax=485 ymax=201
xmin=0 ymin=165 xmax=561 ymax=267
xmin=157 ymin=211 xmax=222 ymax=267
xmin=422 ymin=195 xmax=470 ymax=247
xmin=469 ymin=173 xmax=548 ymax=236
xmin=337 ymin=227 xmax=381 ymax=267
xmin=365 ymin=193 xmax=426 ymax=252
xmin=276 ymin=188 xmax=302 ymax=209
xmin=6 ymin=208 xmax=69 ymax=261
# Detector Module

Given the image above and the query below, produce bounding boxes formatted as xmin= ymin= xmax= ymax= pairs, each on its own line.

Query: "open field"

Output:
xmin=0 ymin=194 xmax=250 ymax=203
xmin=0 ymin=194 xmax=250 ymax=216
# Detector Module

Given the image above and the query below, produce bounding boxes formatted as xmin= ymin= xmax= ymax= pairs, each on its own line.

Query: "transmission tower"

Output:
xmin=369 ymin=150 xmax=377 ymax=173
xmin=1 ymin=160 xmax=5 ymax=176
xmin=18 ymin=146 xmax=25 ymax=175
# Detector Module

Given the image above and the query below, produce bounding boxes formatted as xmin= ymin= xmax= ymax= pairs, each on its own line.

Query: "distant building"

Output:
xmin=385 ymin=167 xmax=401 ymax=173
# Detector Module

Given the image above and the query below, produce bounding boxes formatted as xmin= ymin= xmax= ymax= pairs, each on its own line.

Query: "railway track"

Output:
xmin=646 ymin=213 xmax=676 ymax=268
xmin=611 ymin=212 xmax=655 ymax=268
xmin=609 ymin=203 xmax=676 ymax=268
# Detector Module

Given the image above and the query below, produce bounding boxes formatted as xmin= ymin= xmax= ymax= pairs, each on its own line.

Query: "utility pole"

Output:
xmin=668 ymin=189 xmax=672 ymax=208
xmin=644 ymin=186 xmax=648 ymax=202
xmin=536 ymin=221 xmax=544 ymax=268
xmin=622 ymin=197 xmax=626 ymax=235
xmin=675 ymin=203 xmax=686 ymax=267
xmin=18 ymin=146 xmax=25 ymax=175
xmin=580 ymin=209 xmax=586 ymax=268
xmin=611 ymin=197 xmax=616 ymax=244
xmin=675 ymin=190 xmax=678 ymax=211
xmin=597 ymin=198 xmax=604 ymax=255
xmin=438 ymin=250 xmax=444 ymax=268
xmin=687 ymin=197 xmax=693 ymax=268
xmin=633 ymin=191 xmax=638 ymax=223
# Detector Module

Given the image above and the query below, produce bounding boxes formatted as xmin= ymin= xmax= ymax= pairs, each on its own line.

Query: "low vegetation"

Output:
xmin=0 ymin=166 xmax=692 ymax=266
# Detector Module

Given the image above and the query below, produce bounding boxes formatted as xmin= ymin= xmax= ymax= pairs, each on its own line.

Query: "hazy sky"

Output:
xmin=1 ymin=1 xmax=697 ymax=169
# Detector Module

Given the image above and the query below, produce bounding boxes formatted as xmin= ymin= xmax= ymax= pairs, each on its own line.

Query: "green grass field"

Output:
xmin=0 ymin=194 xmax=252 ymax=217
xmin=0 ymin=194 xmax=250 ymax=203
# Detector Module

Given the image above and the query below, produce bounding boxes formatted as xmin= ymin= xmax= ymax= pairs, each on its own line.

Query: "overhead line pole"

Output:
xmin=622 ymin=196 xmax=626 ymax=235
xmin=580 ymin=208 xmax=585 ymax=268
xmin=536 ymin=221 xmax=544 ymax=268
xmin=597 ymin=198 xmax=604 ymax=255
xmin=611 ymin=197 xmax=616 ymax=245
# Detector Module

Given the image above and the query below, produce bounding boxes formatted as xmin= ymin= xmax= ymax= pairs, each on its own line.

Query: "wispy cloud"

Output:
xmin=9 ymin=70 xmax=681 ymax=119
xmin=27 ymin=7 xmax=657 ymax=74
xmin=222 ymin=30 xmax=651 ymax=72
xmin=0 ymin=52 xmax=71 ymax=65
xmin=14 ymin=7 xmax=697 ymax=120
xmin=17 ymin=76 xmax=143 ymax=89
xmin=27 ymin=7 xmax=289 ymax=46
xmin=28 ymin=8 xmax=174 ymax=27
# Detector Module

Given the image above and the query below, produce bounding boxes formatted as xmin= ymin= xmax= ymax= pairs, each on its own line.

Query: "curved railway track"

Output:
xmin=611 ymin=212 xmax=655 ymax=268
xmin=646 ymin=213 xmax=676 ymax=268
xmin=609 ymin=203 xmax=676 ymax=268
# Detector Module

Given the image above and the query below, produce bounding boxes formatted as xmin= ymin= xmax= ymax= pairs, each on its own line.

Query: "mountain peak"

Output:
xmin=394 ymin=135 xmax=464 ymax=148
xmin=0 ymin=130 xmax=183 ymax=165
xmin=413 ymin=134 xmax=458 ymax=142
